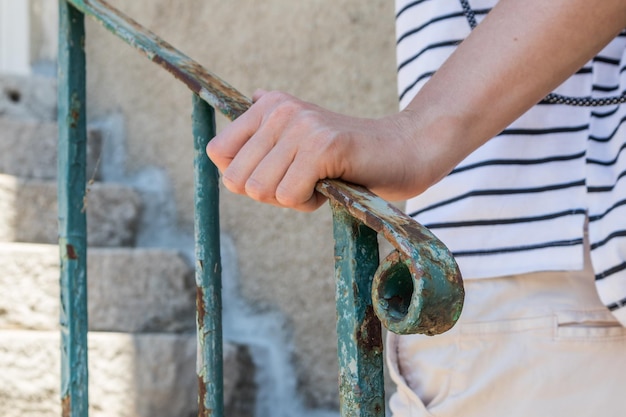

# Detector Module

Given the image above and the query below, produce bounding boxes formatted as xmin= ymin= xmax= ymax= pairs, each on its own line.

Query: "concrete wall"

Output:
xmin=39 ymin=0 xmax=398 ymax=412
xmin=30 ymin=0 xmax=58 ymax=70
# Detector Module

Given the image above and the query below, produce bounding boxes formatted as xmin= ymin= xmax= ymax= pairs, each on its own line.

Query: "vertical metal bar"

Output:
xmin=192 ymin=94 xmax=224 ymax=417
xmin=332 ymin=202 xmax=385 ymax=417
xmin=58 ymin=1 xmax=89 ymax=416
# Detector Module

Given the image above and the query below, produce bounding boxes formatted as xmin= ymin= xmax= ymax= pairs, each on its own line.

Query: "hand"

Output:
xmin=206 ymin=90 xmax=445 ymax=212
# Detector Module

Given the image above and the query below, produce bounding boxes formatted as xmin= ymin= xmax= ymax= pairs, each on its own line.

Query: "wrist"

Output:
xmin=391 ymin=103 xmax=471 ymax=194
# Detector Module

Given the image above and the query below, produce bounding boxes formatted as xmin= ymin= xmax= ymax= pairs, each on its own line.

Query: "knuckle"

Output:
xmin=275 ymin=184 xmax=306 ymax=209
xmin=205 ymin=140 xmax=221 ymax=161
xmin=245 ymin=178 xmax=275 ymax=203
xmin=263 ymin=90 xmax=292 ymax=104
xmin=221 ymin=171 xmax=246 ymax=195
xmin=296 ymin=110 xmax=324 ymax=131
xmin=260 ymin=92 xmax=307 ymax=125
xmin=275 ymin=189 xmax=320 ymax=213
xmin=271 ymin=99 xmax=303 ymax=122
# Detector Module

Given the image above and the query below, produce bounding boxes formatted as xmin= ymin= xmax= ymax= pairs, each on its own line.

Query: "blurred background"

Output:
xmin=0 ymin=1 xmax=398 ymax=416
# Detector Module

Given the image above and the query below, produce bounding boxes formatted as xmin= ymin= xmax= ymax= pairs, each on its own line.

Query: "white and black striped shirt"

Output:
xmin=396 ymin=0 xmax=626 ymax=323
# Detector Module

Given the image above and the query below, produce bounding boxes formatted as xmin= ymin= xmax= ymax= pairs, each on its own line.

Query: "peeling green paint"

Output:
xmin=318 ymin=180 xmax=464 ymax=336
xmin=192 ymin=95 xmax=224 ymax=417
xmin=58 ymin=2 xmax=89 ymax=417
xmin=332 ymin=204 xmax=385 ymax=417
xmin=67 ymin=0 xmax=251 ymax=120
xmin=59 ymin=1 xmax=464 ymax=416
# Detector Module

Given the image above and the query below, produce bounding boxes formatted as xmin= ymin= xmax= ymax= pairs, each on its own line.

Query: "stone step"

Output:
xmin=0 ymin=174 xmax=141 ymax=247
xmin=0 ymin=242 xmax=196 ymax=333
xmin=0 ymin=330 xmax=256 ymax=417
xmin=0 ymin=74 xmax=56 ymax=121
xmin=0 ymin=116 xmax=102 ymax=181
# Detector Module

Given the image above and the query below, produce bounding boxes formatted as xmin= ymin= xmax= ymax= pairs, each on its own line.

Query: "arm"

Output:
xmin=207 ymin=0 xmax=626 ymax=211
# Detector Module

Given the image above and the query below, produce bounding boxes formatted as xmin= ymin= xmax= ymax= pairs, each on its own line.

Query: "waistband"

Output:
xmin=457 ymin=228 xmax=607 ymax=323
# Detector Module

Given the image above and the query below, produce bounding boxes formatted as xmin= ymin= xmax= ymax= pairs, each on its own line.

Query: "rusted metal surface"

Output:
xmin=58 ymin=2 xmax=89 ymax=416
xmin=319 ymin=180 xmax=464 ymax=335
xmin=333 ymin=205 xmax=385 ymax=417
xmin=192 ymin=95 xmax=224 ymax=417
xmin=66 ymin=0 xmax=465 ymax=335
xmin=59 ymin=2 xmax=465 ymax=416
xmin=67 ymin=0 xmax=251 ymax=120
xmin=62 ymin=394 xmax=71 ymax=417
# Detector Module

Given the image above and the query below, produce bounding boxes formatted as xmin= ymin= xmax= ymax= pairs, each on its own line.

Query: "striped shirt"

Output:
xmin=396 ymin=0 xmax=626 ymax=323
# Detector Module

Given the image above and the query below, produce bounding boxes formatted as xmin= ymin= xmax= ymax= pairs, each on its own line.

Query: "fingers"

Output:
xmin=216 ymin=91 xmax=296 ymax=197
xmin=205 ymin=90 xmax=329 ymax=211
xmin=206 ymin=90 xmax=289 ymax=173
xmin=247 ymin=145 xmax=328 ymax=211
xmin=231 ymin=124 xmax=328 ymax=211
xmin=275 ymin=154 xmax=329 ymax=212
xmin=240 ymin=138 xmax=295 ymax=202
xmin=219 ymin=126 xmax=278 ymax=196
xmin=205 ymin=100 xmax=263 ymax=173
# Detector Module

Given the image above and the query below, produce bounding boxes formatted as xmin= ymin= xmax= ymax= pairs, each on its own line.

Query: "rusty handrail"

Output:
xmin=59 ymin=1 xmax=464 ymax=416
xmin=67 ymin=0 xmax=464 ymax=335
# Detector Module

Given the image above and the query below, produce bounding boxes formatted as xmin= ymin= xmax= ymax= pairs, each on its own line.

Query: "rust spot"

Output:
xmin=84 ymin=0 xmax=250 ymax=120
xmin=69 ymin=108 xmax=80 ymax=129
xmin=362 ymin=210 xmax=384 ymax=234
xmin=66 ymin=244 xmax=78 ymax=260
xmin=400 ymin=219 xmax=439 ymax=245
xmin=180 ymin=59 xmax=250 ymax=118
xmin=357 ymin=306 xmax=383 ymax=352
xmin=196 ymin=286 xmax=206 ymax=330
xmin=68 ymin=91 xmax=82 ymax=129
xmin=152 ymin=55 xmax=202 ymax=96
xmin=150 ymin=54 xmax=249 ymax=121
xmin=197 ymin=375 xmax=212 ymax=416
xmin=61 ymin=395 xmax=71 ymax=417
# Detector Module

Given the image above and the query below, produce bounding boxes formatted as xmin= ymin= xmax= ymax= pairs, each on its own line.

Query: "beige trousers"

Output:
xmin=387 ymin=245 xmax=626 ymax=417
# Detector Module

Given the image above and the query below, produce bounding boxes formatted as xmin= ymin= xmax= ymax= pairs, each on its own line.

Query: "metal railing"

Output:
xmin=57 ymin=1 xmax=465 ymax=416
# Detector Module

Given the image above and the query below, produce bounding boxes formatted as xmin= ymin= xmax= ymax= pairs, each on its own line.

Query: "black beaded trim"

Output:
xmin=459 ymin=0 xmax=626 ymax=107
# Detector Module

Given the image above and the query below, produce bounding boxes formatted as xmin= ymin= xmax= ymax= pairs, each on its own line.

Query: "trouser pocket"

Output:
xmin=554 ymin=309 xmax=626 ymax=340
xmin=389 ymin=311 xmax=626 ymax=417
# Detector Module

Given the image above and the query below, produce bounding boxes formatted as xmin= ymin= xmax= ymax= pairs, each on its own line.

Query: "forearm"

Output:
xmin=207 ymin=0 xmax=626 ymax=211
xmin=403 ymin=0 xmax=626 ymax=174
